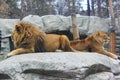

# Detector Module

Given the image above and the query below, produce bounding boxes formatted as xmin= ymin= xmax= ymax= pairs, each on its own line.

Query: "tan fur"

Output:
xmin=7 ymin=22 xmax=76 ymax=58
xmin=70 ymin=31 xmax=118 ymax=59
xmin=45 ymin=34 xmax=76 ymax=52
xmin=6 ymin=22 xmax=46 ymax=58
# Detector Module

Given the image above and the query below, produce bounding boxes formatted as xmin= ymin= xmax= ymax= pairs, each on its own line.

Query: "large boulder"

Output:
xmin=0 ymin=19 xmax=20 ymax=35
xmin=22 ymin=15 xmax=71 ymax=33
xmin=0 ymin=52 xmax=120 ymax=80
xmin=85 ymin=72 xmax=116 ymax=80
xmin=22 ymin=15 xmax=110 ymax=35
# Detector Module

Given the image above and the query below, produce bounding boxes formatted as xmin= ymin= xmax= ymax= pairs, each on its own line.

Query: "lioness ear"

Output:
xmin=15 ymin=25 xmax=21 ymax=32
xmin=97 ymin=32 xmax=100 ymax=36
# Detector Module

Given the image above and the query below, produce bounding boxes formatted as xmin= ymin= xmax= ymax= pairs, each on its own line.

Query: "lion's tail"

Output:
xmin=59 ymin=35 xmax=77 ymax=52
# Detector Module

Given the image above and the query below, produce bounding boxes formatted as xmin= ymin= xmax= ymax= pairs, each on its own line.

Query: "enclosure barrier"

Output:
xmin=0 ymin=32 xmax=14 ymax=51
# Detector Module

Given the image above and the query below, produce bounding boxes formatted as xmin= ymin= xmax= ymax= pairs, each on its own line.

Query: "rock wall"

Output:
xmin=22 ymin=15 xmax=110 ymax=35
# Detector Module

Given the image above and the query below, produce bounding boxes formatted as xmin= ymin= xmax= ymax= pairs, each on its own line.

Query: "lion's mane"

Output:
xmin=7 ymin=22 xmax=46 ymax=57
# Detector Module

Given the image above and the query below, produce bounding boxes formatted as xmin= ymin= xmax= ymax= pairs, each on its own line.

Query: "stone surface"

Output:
xmin=0 ymin=19 xmax=20 ymax=35
xmin=85 ymin=72 xmax=116 ymax=80
xmin=22 ymin=15 xmax=110 ymax=35
xmin=0 ymin=19 xmax=20 ymax=58
xmin=0 ymin=52 xmax=120 ymax=80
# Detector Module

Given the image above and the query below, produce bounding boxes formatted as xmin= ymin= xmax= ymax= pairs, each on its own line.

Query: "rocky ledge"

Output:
xmin=0 ymin=52 xmax=120 ymax=80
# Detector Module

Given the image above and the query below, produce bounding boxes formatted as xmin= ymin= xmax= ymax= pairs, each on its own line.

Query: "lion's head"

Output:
xmin=12 ymin=21 xmax=46 ymax=52
xmin=93 ymin=31 xmax=110 ymax=44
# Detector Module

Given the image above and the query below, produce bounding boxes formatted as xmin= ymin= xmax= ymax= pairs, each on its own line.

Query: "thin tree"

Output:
xmin=72 ymin=0 xmax=75 ymax=13
xmin=97 ymin=0 xmax=101 ymax=17
xmin=87 ymin=0 xmax=90 ymax=16
xmin=116 ymin=0 xmax=120 ymax=26
xmin=108 ymin=0 xmax=116 ymax=54
xmin=71 ymin=0 xmax=79 ymax=40
xmin=106 ymin=0 xmax=109 ymax=17
xmin=91 ymin=0 xmax=95 ymax=16
xmin=47 ymin=0 xmax=52 ymax=14
xmin=21 ymin=0 xmax=26 ymax=20
xmin=0 ymin=30 xmax=1 ymax=52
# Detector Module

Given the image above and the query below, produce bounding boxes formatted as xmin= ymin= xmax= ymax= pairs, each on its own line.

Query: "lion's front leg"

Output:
xmin=6 ymin=48 xmax=34 ymax=58
xmin=96 ymin=49 xmax=118 ymax=59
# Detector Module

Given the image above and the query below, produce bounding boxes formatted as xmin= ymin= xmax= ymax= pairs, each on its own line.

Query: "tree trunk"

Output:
xmin=87 ymin=0 xmax=90 ymax=16
xmin=108 ymin=0 xmax=116 ymax=54
xmin=48 ymin=0 xmax=52 ymax=14
xmin=91 ymin=0 xmax=95 ymax=16
xmin=106 ymin=0 xmax=109 ymax=17
xmin=72 ymin=0 xmax=75 ymax=13
xmin=71 ymin=13 xmax=79 ymax=40
xmin=97 ymin=0 xmax=101 ymax=17
xmin=0 ymin=0 xmax=2 ymax=13
xmin=71 ymin=0 xmax=79 ymax=40
xmin=0 ymin=30 xmax=1 ymax=51
xmin=21 ymin=0 xmax=26 ymax=20
xmin=116 ymin=0 xmax=120 ymax=26
xmin=67 ymin=0 xmax=71 ymax=16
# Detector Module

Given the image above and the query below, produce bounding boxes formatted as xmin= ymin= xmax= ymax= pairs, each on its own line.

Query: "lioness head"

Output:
xmin=93 ymin=31 xmax=110 ymax=44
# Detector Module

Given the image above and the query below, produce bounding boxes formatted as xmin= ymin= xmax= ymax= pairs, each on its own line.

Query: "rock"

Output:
xmin=0 ymin=19 xmax=20 ymax=59
xmin=76 ymin=16 xmax=109 ymax=35
xmin=85 ymin=72 xmax=116 ymax=80
xmin=22 ymin=15 xmax=110 ymax=35
xmin=22 ymin=15 xmax=44 ymax=30
xmin=0 ymin=19 xmax=20 ymax=35
xmin=41 ymin=15 xmax=70 ymax=32
xmin=0 ymin=52 xmax=120 ymax=80
xmin=23 ymin=15 xmax=71 ymax=33
xmin=115 ymin=75 xmax=120 ymax=80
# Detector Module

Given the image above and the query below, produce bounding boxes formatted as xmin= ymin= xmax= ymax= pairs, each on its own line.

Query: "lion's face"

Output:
xmin=13 ymin=22 xmax=30 ymax=34
xmin=11 ymin=22 xmax=34 ymax=48
xmin=93 ymin=31 xmax=110 ymax=44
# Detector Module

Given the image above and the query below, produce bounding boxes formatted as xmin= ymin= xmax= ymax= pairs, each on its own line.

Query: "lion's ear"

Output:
xmin=15 ymin=25 xmax=21 ymax=32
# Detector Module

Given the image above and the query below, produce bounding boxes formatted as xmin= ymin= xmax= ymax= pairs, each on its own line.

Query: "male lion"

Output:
xmin=6 ymin=22 xmax=46 ymax=58
xmin=6 ymin=22 xmax=76 ymax=57
xmin=70 ymin=31 xmax=118 ymax=59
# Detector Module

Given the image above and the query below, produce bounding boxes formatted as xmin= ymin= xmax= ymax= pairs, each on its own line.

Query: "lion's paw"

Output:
xmin=5 ymin=53 xmax=14 ymax=58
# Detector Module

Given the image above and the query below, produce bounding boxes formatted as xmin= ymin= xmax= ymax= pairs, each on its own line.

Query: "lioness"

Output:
xmin=70 ymin=31 xmax=118 ymax=59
